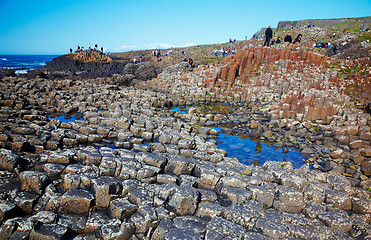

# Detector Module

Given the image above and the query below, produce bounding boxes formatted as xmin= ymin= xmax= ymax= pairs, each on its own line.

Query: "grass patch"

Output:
xmin=357 ymin=31 xmax=371 ymax=42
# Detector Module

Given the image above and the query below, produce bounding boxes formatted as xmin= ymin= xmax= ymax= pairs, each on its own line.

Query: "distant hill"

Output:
xmin=254 ymin=16 xmax=371 ymax=37
xmin=277 ymin=16 xmax=371 ymax=30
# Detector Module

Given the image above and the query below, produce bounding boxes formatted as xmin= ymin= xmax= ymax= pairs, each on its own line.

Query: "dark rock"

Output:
xmin=29 ymin=223 xmax=73 ymax=240
xmin=165 ymin=157 xmax=195 ymax=176
xmin=206 ymin=216 xmax=245 ymax=238
xmin=151 ymin=218 xmax=175 ymax=240
xmin=129 ymin=205 xmax=158 ymax=234
xmin=18 ymin=171 xmax=49 ymax=194
xmin=167 ymin=186 xmax=200 ymax=215
xmin=223 ymin=204 xmax=257 ymax=228
xmin=0 ymin=200 xmax=25 ymax=223
xmin=173 ymin=216 xmax=207 ymax=235
xmin=255 ymin=217 xmax=290 ymax=239
xmin=164 ymin=228 xmax=203 ymax=240
xmin=109 ymin=197 xmax=138 ymax=220
xmin=0 ymin=149 xmax=19 ymax=171
xmin=59 ymin=189 xmax=94 ymax=215
xmin=92 ymin=176 xmax=122 ymax=208
xmin=195 ymin=201 xmax=224 ymax=221
xmin=58 ymin=214 xmax=87 ymax=234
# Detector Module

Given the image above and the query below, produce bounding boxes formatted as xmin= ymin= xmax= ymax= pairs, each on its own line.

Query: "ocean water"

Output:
xmin=0 ymin=55 xmax=59 ymax=74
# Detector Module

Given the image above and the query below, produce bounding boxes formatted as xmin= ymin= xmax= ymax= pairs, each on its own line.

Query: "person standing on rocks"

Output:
xmin=263 ymin=26 xmax=273 ymax=47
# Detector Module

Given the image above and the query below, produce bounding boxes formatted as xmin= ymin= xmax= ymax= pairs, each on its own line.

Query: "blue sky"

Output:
xmin=0 ymin=0 xmax=370 ymax=55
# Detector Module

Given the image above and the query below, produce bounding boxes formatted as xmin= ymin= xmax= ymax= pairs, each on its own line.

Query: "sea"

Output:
xmin=0 ymin=55 xmax=59 ymax=74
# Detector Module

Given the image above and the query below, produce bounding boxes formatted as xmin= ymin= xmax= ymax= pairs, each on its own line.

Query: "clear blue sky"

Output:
xmin=0 ymin=0 xmax=370 ymax=55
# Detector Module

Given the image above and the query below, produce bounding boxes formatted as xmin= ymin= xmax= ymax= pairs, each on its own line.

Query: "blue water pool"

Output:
xmin=215 ymin=132 xmax=307 ymax=169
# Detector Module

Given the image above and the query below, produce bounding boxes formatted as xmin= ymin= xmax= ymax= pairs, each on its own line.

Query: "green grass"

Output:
xmin=357 ymin=31 xmax=371 ymax=42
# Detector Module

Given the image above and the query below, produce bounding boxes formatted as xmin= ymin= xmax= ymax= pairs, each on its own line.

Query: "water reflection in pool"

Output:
xmin=215 ymin=132 xmax=307 ymax=169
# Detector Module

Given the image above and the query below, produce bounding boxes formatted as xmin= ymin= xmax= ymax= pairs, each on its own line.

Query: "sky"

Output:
xmin=0 ymin=0 xmax=370 ymax=55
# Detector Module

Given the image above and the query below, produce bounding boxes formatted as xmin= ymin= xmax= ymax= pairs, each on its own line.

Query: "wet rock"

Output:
xmin=361 ymin=147 xmax=371 ymax=157
xmin=18 ymin=171 xmax=49 ymax=194
xmin=361 ymin=164 xmax=371 ymax=176
xmin=331 ymin=148 xmax=346 ymax=159
xmin=59 ymin=189 xmax=94 ymax=215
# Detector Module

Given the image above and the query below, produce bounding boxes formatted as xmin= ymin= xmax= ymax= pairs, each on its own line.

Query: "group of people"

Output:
xmin=263 ymin=26 xmax=302 ymax=47
xmin=153 ymin=49 xmax=161 ymax=61
xmin=214 ymin=48 xmax=237 ymax=57
xmin=70 ymin=44 xmax=104 ymax=54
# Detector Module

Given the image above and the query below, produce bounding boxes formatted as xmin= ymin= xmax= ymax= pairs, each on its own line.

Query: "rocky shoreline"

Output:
xmin=0 ymin=21 xmax=371 ymax=239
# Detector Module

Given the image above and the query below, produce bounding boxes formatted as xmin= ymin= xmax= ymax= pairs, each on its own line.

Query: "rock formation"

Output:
xmin=0 ymin=17 xmax=370 ymax=239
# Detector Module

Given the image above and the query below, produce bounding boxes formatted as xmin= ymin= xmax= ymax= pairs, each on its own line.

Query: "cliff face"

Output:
xmin=276 ymin=16 xmax=371 ymax=30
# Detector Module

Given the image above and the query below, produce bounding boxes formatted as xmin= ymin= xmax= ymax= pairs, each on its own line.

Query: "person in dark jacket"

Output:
xmin=284 ymin=33 xmax=292 ymax=43
xmin=276 ymin=37 xmax=281 ymax=44
xmin=263 ymin=26 xmax=273 ymax=47
xmin=293 ymin=34 xmax=302 ymax=44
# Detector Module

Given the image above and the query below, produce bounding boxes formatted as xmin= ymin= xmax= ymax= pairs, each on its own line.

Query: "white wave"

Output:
xmin=15 ymin=69 xmax=28 ymax=75
xmin=0 ymin=58 xmax=7 ymax=61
